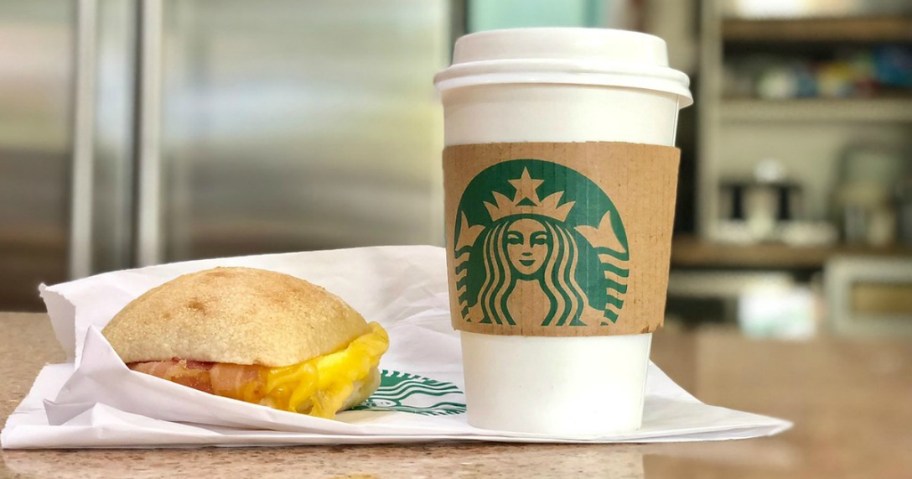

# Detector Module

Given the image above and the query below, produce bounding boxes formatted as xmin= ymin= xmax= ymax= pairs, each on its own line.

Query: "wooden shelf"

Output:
xmin=723 ymin=17 xmax=912 ymax=43
xmin=671 ymin=236 xmax=912 ymax=269
xmin=720 ymin=98 xmax=912 ymax=123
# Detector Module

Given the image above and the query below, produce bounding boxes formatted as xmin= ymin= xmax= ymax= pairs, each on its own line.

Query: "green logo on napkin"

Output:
xmin=352 ymin=370 xmax=466 ymax=416
xmin=454 ymin=160 xmax=630 ymax=327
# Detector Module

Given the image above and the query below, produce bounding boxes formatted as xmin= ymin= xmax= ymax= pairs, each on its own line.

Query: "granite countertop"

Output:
xmin=2 ymin=312 xmax=911 ymax=478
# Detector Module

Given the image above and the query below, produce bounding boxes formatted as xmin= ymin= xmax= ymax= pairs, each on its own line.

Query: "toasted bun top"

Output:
xmin=102 ymin=267 xmax=370 ymax=367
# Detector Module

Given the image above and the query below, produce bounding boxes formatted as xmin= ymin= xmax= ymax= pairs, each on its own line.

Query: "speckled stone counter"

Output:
xmin=2 ymin=313 xmax=911 ymax=478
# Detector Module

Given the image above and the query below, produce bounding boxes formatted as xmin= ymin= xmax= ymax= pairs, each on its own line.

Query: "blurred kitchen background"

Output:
xmin=2 ymin=0 xmax=911 ymax=338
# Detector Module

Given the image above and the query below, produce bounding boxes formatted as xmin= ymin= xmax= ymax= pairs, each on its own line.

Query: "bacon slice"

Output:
xmin=128 ymin=359 xmax=264 ymax=400
xmin=210 ymin=363 xmax=264 ymax=400
xmin=130 ymin=359 xmax=214 ymax=393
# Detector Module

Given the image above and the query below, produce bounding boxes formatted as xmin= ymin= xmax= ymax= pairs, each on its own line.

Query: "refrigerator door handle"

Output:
xmin=135 ymin=0 xmax=164 ymax=267
xmin=69 ymin=0 xmax=98 ymax=280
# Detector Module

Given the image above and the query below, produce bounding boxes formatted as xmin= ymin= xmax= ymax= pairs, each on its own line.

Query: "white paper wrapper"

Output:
xmin=2 ymin=246 xmax=790 ymax=448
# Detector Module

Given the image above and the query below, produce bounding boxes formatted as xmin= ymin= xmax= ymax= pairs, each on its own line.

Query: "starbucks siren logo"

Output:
xmin=352 ymin=370 xmax=466 ymax=416
xmin=454 ymin=159 xmax=630 ymax=327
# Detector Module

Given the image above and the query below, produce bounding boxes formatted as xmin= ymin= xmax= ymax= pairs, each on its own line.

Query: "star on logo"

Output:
xmin=509 ymin=168 xmax=544 ymax=206
xmin=483 ymin=168 xmax=575 ymax=222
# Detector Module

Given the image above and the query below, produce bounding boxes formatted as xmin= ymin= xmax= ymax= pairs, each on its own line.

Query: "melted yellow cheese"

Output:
xmin=244 ymin=322 xmax=388 ymax=418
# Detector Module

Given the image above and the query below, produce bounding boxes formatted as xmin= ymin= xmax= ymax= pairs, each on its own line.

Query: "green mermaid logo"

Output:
xmin=454 ymin=160 xmax=630 ymax=327
xmin=351 ymin=370 xmax=466 ymax=416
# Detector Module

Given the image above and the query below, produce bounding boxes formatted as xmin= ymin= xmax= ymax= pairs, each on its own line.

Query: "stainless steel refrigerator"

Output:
xmin=0 ymin=0 xmax=452 ymax=310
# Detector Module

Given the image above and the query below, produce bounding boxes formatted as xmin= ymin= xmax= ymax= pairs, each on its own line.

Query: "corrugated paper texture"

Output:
xmin=444 ymin=142 xmax=680 ymax=337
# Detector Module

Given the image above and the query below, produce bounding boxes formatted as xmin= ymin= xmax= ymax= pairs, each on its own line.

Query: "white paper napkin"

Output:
xmin=1 ymin=245 xmax=791 ymax=448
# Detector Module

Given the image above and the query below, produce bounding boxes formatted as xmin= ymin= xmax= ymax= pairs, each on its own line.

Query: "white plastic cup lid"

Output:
xmin=434 ymin=27 xmax=693 ymax=107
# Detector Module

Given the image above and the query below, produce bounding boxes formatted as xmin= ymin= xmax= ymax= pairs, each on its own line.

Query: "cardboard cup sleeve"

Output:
xmin=444 ymin=141 xmax=680 ymax=337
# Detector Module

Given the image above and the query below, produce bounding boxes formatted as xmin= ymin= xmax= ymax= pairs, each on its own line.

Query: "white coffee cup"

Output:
xmin=435 ymin=28 xmax=691 ymax=436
